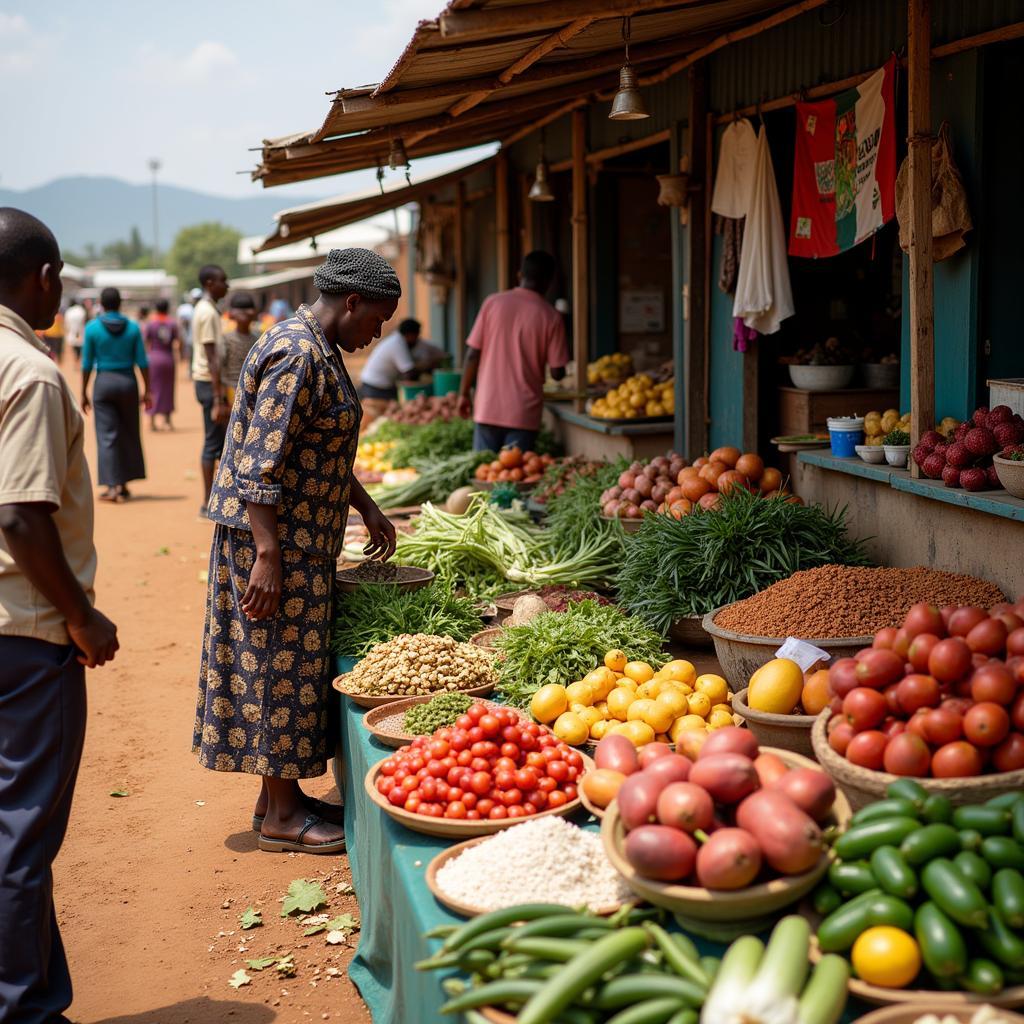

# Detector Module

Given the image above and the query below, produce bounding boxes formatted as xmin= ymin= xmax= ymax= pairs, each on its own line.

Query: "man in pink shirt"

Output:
xmin=458 ymin=251 xmax=569 ymax=451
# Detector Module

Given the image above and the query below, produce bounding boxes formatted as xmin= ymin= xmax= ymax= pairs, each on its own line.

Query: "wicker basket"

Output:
xmin=812 ymin=709 xmax=1024 ymax=810
xmin=470 ymin=627 xmax=503 ymax=650
xmin=732 ymin=687 xmax=816 ymax=760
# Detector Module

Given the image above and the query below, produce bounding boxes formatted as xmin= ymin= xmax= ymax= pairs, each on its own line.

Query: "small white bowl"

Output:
xmin=883 ymin=444 xmax=911 ymax=467
xmin=856 ymin=445 xmax=885 ymax=464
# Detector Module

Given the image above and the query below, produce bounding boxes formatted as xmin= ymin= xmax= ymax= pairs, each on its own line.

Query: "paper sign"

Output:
xmin=774 ymin=637 xmax=832 ymax=673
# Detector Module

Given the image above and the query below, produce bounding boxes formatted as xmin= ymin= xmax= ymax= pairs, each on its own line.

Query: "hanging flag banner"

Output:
xmin=789 ymin=57 xmax=897 ymax=258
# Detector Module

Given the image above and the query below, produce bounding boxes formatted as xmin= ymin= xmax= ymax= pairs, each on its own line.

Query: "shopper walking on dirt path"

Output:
xmin=0 ymin=207 xmax=119 ymax=1024
xmin=457 ymin=250 xmax=569 ymax=453
xmin=193 ymin=247 xmax=399 ymax=854
xmin=192 ymin=265 xmax=229 ymax=519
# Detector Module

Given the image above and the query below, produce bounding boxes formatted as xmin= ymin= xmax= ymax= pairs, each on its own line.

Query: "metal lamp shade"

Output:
xmin=609 ymin=65 xmax=649 ymax=120
xmin=528 ymin=160 xmax=555 ymax=201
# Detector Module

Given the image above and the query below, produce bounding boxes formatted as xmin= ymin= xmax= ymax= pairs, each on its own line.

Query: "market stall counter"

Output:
xmin=544 ymin=402 xmax=675 ymax=461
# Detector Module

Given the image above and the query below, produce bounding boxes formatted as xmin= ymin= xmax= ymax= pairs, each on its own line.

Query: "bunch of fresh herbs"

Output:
xmin=494 ymin=599 xmax=666 ymax=708
xmin=388 ymin=417 xmax=474 ymax=468
xmin=373 ymin=449 xmax=494 ymax=509
xmin=614 ymin=488 xmax=871 ymax=632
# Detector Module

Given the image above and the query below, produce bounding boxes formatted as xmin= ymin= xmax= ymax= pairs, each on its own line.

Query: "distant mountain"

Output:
xmin=0 ymin=176 xmax=324 ymax=254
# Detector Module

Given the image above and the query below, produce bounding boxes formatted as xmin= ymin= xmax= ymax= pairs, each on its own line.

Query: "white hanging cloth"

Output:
xmin=733 ymin=125 xmax=794 ymax=335
xmin=711 ymin=118 xmax=758 ymax=218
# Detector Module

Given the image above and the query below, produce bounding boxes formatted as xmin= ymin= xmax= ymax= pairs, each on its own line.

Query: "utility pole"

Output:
xmin=148 ymin=158 xmax=161 ymax=265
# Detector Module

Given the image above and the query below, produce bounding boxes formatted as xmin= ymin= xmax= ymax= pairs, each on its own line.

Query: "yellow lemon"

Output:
xmin=578 ymin=706 xmax=604 ymax=730
xmin=712 ymin=702 xmax=732 ymax=714
xmin=585 ymin=667 xmax=617 ymax=700
xmin=627 ymin=698 xmax=656 ymax=723
xmin=565 ymin=681 xmax=595 ymax=706
xmin=606 ymin=687 xmax=635 ymax=721
xmin=663 ymin=660 xmax=697 ymax=686
xmin=570 ymin=702 xmax=590 ymax=716
xmin=747 ymin=658 xmax=804 ymax=715
xmin=553 ymin=711 xmax=589 ymax=746
xmin=530 ymin=683 xmax=568 ymax=724
xmin=604 ymin=649 xmax=627 ymax=673
xmin=636 ymin=681 xmax=660 ymax=700
xmin=707 ymin=707 xmax=736 ymax=729
xmin=640 ymin=701 xmax=674 ymax=735
xmin=675 ymin=713 xmax=709 ymax=734
xmin=590 ymin=719 xmax=611 ymax=740
xmin=687 ymin=692 xmax=713 ymax=718
xmin=695 ymin=674 xmax=729 ymax=704
xmin=615 ymin=677 xmax=638 ymax=693
xmin=623 ymin=661 xmax=654 ymax=684
xmin=655 ymin=689 xmax=689 ymax=719
xmin=851 ymin=927 xmax=921 ymax=989
xmin=594 ymin=701 xmax=610 ymax=719
xmin=619 ymin=720 xmax=656 ymax=746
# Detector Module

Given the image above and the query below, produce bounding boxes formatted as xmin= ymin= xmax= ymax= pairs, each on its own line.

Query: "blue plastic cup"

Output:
xmin=828 ymin=417 xmax=865 ymax=458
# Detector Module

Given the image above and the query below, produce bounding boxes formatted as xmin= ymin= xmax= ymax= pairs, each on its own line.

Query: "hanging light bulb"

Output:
xmin=388 ymin=137 xmax=409 ymax=170
xmin=528 ymin=131 xmax=555 ymax=202
xmin=609 ymin=17 xmax=649 ymax=121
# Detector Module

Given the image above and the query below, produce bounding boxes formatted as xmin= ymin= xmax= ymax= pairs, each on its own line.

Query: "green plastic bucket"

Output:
xmin=334 ymin=654 xmax=358 ymax=677
xmin=433 ymin=369 xmax=463 ymax=397
xmin=399 ymin=383 xmax=431 ymax=403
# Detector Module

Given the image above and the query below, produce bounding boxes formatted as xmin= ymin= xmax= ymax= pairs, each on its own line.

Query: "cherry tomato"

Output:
xmin=500 ymin=788 xmax=523 ymax=807
xmin=964 ymin=702 xmax=1010 ymax=747
xmin=394 ymin=766 xmax=409 ymax=782
xmin=419 ymin=778 xmax=437 ymax=800
xmin=479 ymin=714 xmax=501 ymax=738
xmin=476 ymin=798 xmax=495 ymax=816
xmin=456 ymin=749 xmax=473 ymax=767
xmin=541 ymin=747 xmax=562 ymax=764
xmin=435 ymin=781 xmax=450 ymax=801
xmin=428 ymin=739 xmax=450 ymax=759
xmin=468 ymin=726 xmax=485 ymax=743
xmin=507 ymin=805 xmax=527 ymax=818
xmin=426 ymin=759 xmax=446 ymax=779
xmin=494 ymin=757 xmax=517 ymax=774
xmin=993 ymin=732 xmax=1024 ymax=772
xmin=455 ymin=715 xmax=474 ymax=731
xmin=546 ymin=760 xmax=569 ymax=782
xmin=388 ymin=787 xmax=407 ymax=806
xmin=526 ymin=752 xmax=546 ymax=770
xmin=465 ymin=810 xmax=481 ymax=820
xmin=421 ymin=803 xmax=441 ymax=817
xmin=408 ymin=756 xmax=425 ymax=773
xmin=440 ymin=756 xmax=457 ymax=771
xmin=447 ymin=787 xmax=464 ymax=803
xmin=566 ymin=766 xmax=579 ymax=782
xmin=518 ymin=732 xmax=538 ymax=751
xmin=404 ymin=795 xmax=421 ymax=813
xmin=469 ymin=771 xmax=492 ymax=796
xmin=931 ymin=740 xmax=984 ymax=777
xmin=446 ymin=767 xmax=462 ymax=786
xmin=378 ymin=777 xmax=395 ymax=796
xmin=488 ymin=805 xmax=508 ymax=820
xmin=515 ymin=768 xmax=538 ymax=791
xmin=547 ymin=790 xmax=568 ymax=808
xmin=525 ymin=722 xmax=541 ymax=737
xmin=500 ymin=742 xmax=520 ymax=761
xmin=467 ymin=704 xmax=486 ymax=722
xmin=462 ymin=792 xmax=477 ymax=810
xmin=495 ymin=770 xmax=517 ymax=790
xmin=565 ymin=750 xmax=583 ymax=770
xmin=845 ymin=730 xmax=888 ymax=770
xmin=470 ymin=757 xmax=490 ymax=773
xmin=501 ymin=726 xmax=520 ymax=743
xmin=523 ymin=802 xmax=539 ymax=816
xmin=537 ymin=776 xmax=557 ymax=793
xmin=530 ymin=790 xmax=547 ymax=810
xmin=380 ymin=759 xmax=398 ymax=777
xmin=538 ymin=734 xmax=557 ymax=748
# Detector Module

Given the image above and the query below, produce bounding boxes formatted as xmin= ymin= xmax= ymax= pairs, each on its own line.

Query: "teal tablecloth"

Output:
xmin=338 ymin=696 xmax=863 ymax=1024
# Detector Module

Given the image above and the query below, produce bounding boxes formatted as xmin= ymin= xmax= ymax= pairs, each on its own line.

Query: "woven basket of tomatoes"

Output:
xmin=473 ymin=448 xmax=554 ymax=488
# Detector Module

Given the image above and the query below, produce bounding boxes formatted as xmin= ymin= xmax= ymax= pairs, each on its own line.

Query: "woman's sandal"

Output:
xmin=251 ymin=797 xmax=344 ymax=833
xmin=257 ymin=814 xmax=346 ymax=854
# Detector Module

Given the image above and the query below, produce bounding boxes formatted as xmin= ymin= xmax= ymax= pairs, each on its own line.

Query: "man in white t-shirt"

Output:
xmin=191 ymin=266 xmax=229 ymax=517
xmin=63 ymin=299 xmax=86 ymax=363
xmin=358 ymin=318 xmax=443 ymax=419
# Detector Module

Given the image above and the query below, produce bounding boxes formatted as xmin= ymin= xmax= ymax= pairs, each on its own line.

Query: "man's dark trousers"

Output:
xmin=0 ymin=637 xmax=86 ymax=1024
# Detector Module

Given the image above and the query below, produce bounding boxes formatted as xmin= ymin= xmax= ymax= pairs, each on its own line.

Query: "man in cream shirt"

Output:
xmin=191 ymin=263 xmax=229 ymax=517
xmin=0 ymin=208 xmax=119 ymax=1023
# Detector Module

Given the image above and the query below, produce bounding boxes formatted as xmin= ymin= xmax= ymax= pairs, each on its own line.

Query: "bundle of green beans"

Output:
xmin=373 ymin=449 xmax=495 ymax=509
xmin=417 ymin=904 xmax=717 ymax=1024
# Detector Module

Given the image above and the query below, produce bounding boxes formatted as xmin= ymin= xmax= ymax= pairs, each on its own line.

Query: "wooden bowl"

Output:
xmin=365 ymin=752 xmax=594 ymax=839
xmin=732 ymin=687 xmax=816 ymax=760
xmin=812 ymin=710 xmax=1024 ymax=811
xmin=854 ymin=1005 xmax=1024 ymax=1022
xmin=332 ymin=673 xmax=496 ymax=710
xmin=362 ymin=695 xmax=506 ymax=748
xmin=577 ymin=784 xmax=607 ymax=820
xmin=601 ymin=747 xmax=851 ymax=939
xmin=335 ymin=564 xmax=434 ymax=594
xmin=424 ymin=832 xmax=625 ymax=918
xmin=470 ymin=627 xmax=503 ymax=650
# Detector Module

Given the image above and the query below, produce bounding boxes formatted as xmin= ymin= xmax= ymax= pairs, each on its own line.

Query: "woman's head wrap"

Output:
xmin=313 ymin=247 xmax=402 ymax=299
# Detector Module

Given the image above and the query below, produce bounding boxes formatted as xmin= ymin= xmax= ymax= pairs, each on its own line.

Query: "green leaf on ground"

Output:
xmin=303 ymin=923 xmax=327 ymax=937
xmin=327 ymin=913 xmax=360 ymax=932
xmin=109 ymin=789 xmax=129 ymax=797
xmin=228 ymin=970 xmax=251 ymax=989
xmin=280 ymin=878 xmax=327 ymax=917
xmin=275 ymin=955 xmax=296 ymax=977
xmin=239 ymin=907 xmax=262 ymax=930
xmin=245 ymin=957 xmax=277 ymax=971
xmin=156 ymin=546 xmax=170 ymax=555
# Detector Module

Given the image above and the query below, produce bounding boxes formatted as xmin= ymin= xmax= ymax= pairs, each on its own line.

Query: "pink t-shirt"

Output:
xmin=466 ymin=288 xmax=569 ymax=431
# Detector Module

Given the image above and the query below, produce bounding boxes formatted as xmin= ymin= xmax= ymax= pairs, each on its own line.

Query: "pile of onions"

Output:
xmin=600 ymin=452 xmax=688 ymax=519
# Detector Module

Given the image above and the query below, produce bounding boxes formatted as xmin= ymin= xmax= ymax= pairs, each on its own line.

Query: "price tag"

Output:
xmin=774 ymin=637 xmax=831 ymax=673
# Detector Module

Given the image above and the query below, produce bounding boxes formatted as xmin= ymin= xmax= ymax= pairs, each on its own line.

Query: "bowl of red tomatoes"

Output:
xmin=365 ymin=701 xmax=593 ymax=838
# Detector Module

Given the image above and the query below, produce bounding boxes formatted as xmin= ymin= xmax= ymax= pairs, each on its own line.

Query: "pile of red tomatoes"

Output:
xmin=375 ymin=703 xmax=584 ymax=821
xmin=826 ymin=600 xmax=1024 ymax=778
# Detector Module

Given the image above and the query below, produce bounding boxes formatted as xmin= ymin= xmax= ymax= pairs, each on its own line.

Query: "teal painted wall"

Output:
xmin=707 ymin=227 xmax=745 ymax=451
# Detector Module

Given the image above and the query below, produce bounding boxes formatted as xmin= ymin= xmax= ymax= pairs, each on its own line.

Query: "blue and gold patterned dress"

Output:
xmin=192 ymin=305 xmax=360 ymax=778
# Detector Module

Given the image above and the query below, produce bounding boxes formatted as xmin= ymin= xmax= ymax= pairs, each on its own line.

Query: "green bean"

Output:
xmin=645 ymin=924 xmax=710 ymax=988
xmin=501 ymin=937 xmax=593 ymax=962
xmin=503 ymin=915 xmax=613 ymax=943
xmin=606 ymin=998 xmax=689 ymax=1024
xmin=440 ymin=978 xmax=544 ymax=1014
xmin=441 ymin=905 xmax=569 ymax=953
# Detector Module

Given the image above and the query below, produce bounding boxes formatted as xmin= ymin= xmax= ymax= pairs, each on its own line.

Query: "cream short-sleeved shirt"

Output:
xmin=0 ymin=304 xmax=97 ymax=644
xmin=190 ymin=295 xmax=224 ymax=383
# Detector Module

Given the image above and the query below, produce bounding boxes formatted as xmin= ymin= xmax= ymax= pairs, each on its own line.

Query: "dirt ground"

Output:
xmin=57 ymin=360 xmax=370 ymax=1024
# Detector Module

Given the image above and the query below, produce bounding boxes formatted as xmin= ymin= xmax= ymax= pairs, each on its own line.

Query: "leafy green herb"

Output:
xmin=374 ymin=449 xmax=494 ymax=509
xmin=883 ymin=429 xmax=910 ymax=446
xmin=495 ymin=599 xmax=666 ymax=708
xmin=615 ymin=488 xmax=870 ymax=631
xmin=388 ymin=417 xmax=474 ymax=467
xmin=403 ymin=693 xmax=474 ymax=735
xmin=331 ymin=581 xmax=481 ymax=657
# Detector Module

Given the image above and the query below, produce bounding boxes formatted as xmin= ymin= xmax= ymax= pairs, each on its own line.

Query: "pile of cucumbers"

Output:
xmin=416 ymin=903 xmax=717 ymax=1024
xmin=813 ymin=779 xmax=1024 ymax=995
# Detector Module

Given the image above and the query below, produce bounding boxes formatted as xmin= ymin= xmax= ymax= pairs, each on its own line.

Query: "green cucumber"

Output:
xmin=812 ymin=882 xmax=842 ymax=916
xmin=922 ymin=794 xmax=954 ymax=824
xmin=901 ymin=823 xmax=961 ymax=865
xmin=914 ymin=901 xmax=968 ymax=979
xmin=959 ymin=829 xmax=984 ymax=852
xmin=645 ymin=924 xmax=710 ymax=989
xmin=589 ymin=975 xmax=706 ymax=1010
xmin=886 ymin=778 xmax=928 ymax=809
xmin=501 ymin=937 xmax=592 ymax=962
xmin=993 ymin=868 xmax=1024 ymax=929
xmin=605 ymin=1000 xmax=689 ymax=1024
xmin=1014 ymin=799 xmax=1024 ymax=844
xmin=921 ymin=858 xmax=989 ymax=928
xmin=870 ymin=846 xmax=917 ymax=899
xmin=978 ymin=908 xmax=1024 ymax=969
xmin=983 ymin=836 xmax=1024 ymax=869
xmin=666 ymin=1011 xmax=698 ymax=1024
xmin=828 ymin=861 xmax=878 ymax=895
xmin=953 ymin=850 xmax=993 ymax=890
xmin=699 ymin=956 xmax=721 ymax=985
xmin=834 ymin=817 xmax=920 ymax=860
xmin=851 ymin=798 xmax=920 ymax=825
xmin=958 ymin=957 xmax=1005 ymax=995
xmin=440 ymin=904 xmax=571 ymax=953
xmin=797 ymin=954 xmax=849 ymax=1024
xmin=817 ymin=890 xmax=913 ymax=953
xmin=439 ymin=978 xmax=544 ymax=1014
xmin=502 ymin=915 xmax=613 ymax=942
xmin=988 ymin=792 xmax=1024 ymax=810
xmin=952 ymin=805 xmax=1012 ymax=836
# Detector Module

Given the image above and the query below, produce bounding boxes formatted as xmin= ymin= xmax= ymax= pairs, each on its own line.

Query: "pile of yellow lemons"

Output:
xmin=863 ymin=409 xmax=911 ymax=446
xmin=590 ymin=374 xmax=675 ymax=420
xmin=355 ymin=439 xmax=396 ymax=473
xmin=529 ymin=650 xmax=734 ymax=748
xmin=587 ymin=352 xmax=633 ymax=385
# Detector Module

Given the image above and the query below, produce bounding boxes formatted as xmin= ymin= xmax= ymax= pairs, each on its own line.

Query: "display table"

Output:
xmin=545 ymin=402 xmax=675 ymax=460
xmin=337 ymin=695 xmax=864 ymax=1023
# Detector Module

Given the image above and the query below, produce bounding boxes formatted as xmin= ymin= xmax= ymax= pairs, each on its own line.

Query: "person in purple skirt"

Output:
xmin=143 ymin=297 xmax=178 ymax=430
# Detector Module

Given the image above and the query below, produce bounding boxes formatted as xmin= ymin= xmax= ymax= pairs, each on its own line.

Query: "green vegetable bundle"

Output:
xmin=388 ymin=417 xmax=474 ymax=468
xmin=331 ymin=581 xmax=482 ymax=657
xmin=494 ymin=599 xmax=665 ymax=708
xmin=615 ymin=488 xmax=870 ymax=631
xmin=374 ymin=449 xmax=495 ymax=509
xmin=403 ymin=692 xmax=474 ymax=735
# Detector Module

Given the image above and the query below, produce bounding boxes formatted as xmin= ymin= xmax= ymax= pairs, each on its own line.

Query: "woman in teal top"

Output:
xmin=81 ymin=287 xmax=152 ymax=501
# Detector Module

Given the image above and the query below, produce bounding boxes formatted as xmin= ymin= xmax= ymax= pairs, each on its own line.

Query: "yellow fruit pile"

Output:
xmin=530 ymin=650 xmax=735 ymax=748
xmin=587 ymin=352 xmax=633 ymax=385
xmin=591 ymin=375 xmax=675 ymax=420
xmin=355 ymin=439 xmax=396 ymax=473
xmin=863 ymin=409 xmax=911 ymax=446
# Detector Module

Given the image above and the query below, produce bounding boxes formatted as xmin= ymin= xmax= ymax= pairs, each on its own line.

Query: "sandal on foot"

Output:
xmin=258 ymin=814 xmax=346 ymax=854
xmin=252 ymin=796 xmax=344 ymax=832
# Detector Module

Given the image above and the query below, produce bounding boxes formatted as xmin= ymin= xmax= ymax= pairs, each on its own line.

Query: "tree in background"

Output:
xmin=165 ymin=222 xmax=243 ymax=292
xmin=64 ymin=226 xmax=152 ymax=269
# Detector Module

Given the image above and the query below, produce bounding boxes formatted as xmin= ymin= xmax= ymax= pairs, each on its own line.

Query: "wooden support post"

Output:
xmin=907 ymin=0 xmax=935 ymax=478
xmin=572 ymin=108 xmax=590 ymax=413
xmin=495 ymin=152 xmax=511 ymax=290
xmin=520 ymin=172 xmax=534 ymax=255
xmin=454 ymin=179 xmax=467 ymax=365
xmin=685 ymin=65 xmax=709 ymax=458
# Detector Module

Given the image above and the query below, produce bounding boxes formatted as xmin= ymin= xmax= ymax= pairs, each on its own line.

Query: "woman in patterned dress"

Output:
xmin=193 ymin=248 xmax=399 ymax=854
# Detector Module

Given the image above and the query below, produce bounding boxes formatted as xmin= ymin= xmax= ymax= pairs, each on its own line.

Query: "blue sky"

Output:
xmin=0 ymin=1 xmax=489 ymax=201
